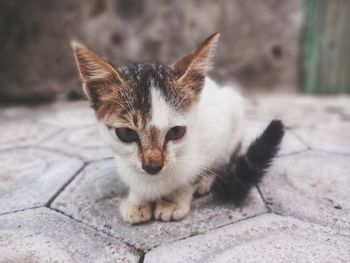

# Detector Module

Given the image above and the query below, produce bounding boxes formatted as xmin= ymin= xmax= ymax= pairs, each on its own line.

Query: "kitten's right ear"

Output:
xmin=71 ymin=41 xmax=124 ymax=102
xmin=171 ymin=33 xmax=220 ymax=95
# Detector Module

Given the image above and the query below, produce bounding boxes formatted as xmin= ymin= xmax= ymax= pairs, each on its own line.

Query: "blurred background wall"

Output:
xmin=0 ymin=0 xmax=328 ymax=104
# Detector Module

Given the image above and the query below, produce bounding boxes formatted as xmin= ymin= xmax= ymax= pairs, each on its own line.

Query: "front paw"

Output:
xmin=154 ymin=199 xmax=190 ymax=221
xmin=120 ymin=200 xmax=152 ymax=224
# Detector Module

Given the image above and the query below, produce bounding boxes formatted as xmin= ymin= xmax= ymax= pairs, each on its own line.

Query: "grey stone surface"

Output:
xmin=52 ymin=159 xmax=267 ymax=250
xmin=43 ymin=125 xmax=113 ymax=161
xmin=0 ymin=207 xmax=138 ymax=263
xmin=0 ymin=148 xmax=83 ymax=214
xmin=0 ymin=120 xmax=60 ymax=150
xmin=259 ymin=151 xmax=350 ymax=234
xmin=144 ymin=213 xmax=350 ymax=263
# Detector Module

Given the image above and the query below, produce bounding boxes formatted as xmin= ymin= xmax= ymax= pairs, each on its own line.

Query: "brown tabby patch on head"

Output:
xmin=96 ymin=62 xmax=197 ymax=127
xmin=71 ymin=32 xmax=220 ymax=127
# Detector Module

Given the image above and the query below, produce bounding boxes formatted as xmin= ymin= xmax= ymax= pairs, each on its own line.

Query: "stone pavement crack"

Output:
xmin=0 ymin=145 xmax=32 ymax=153
xmin=48 ymin=207 xmax=146 ymax=259
xmin=278 ymin=149 xmax=310 ymax=157
xmin=289 ymin=129 xmax=312 ymax=150
xmin=0 ymin=206 xmax=43 ymax=217
xmin=46 ymin=163 xmax=87 ymax=207
xmin=269 ymin=211 xmax=350 ymax=238
xmin=309 ymin=149 xmax=350 ymax=156
xmin=160 ymin=211 xmax=270 ymax=246
xmin=85 ymin=156 xmax=114 ymax=165
xmin=37 ymin=145 xmax=86 ymax=161
xmin=256 ymin=185 xmax=271 ymax=212
xmin=37 ymin=126 xmax=65 ymax=145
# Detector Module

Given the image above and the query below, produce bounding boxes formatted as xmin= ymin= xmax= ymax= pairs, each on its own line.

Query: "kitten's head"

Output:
xmin=72 ymin=33 xmax=219 ymax=176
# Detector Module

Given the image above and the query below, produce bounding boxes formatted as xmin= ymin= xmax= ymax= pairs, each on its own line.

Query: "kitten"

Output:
xmin=71 ymin=33 xmax=284 ymax=224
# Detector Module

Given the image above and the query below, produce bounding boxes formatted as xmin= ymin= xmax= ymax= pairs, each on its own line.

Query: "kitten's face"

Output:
xmin=72 ymin=33 xmax=219 ymax=175
xmin=99 ymin=63 xmax=195 ymax=175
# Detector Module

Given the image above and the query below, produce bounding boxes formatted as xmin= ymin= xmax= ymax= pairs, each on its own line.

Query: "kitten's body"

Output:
xmin=72 ymin=33 xmax=284 ymax=224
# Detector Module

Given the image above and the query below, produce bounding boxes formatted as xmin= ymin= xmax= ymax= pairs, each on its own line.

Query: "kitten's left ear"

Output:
xmin=71 ymin=41 xmax=125 ymax=102
xmin=171 ymin=32 xmax=220 ymax=94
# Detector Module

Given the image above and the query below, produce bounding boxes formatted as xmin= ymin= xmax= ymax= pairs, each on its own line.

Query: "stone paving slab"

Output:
xmin=243 ymin=120 xmax=308 ymax=156
xmin=52 ymin=159 xmax=267 ymax=250
xmin=144 ymin=213 xmax=350 ymax=263
xmin=0 ymin=148 xmax=83 ymax=214
xmin=0 ymin=120 xmax=61 ymax=151
xmin=0 ymin=207 xmax=139 ymax=263
xmin=43 ymin=125 xmax=114 ymax=161
xmin=259 ymin=151 xmax=350 ymax=234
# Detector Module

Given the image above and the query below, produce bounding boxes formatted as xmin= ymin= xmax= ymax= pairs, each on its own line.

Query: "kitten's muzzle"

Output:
xmin=141 ymin=149 xmax=164 ymax=175
xmin=142 ymin=159 xmax=164 ymax=175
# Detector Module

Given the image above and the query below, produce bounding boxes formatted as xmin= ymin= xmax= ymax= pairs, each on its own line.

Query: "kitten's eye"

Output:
xmin=166 ymin=126 xmax=186 ymax=141
xmin=115 ymin=128 xmax=139 ymax=143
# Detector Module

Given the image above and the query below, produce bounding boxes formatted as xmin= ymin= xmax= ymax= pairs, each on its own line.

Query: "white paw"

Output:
xmin=120 ymin=200 xmax=152 ymax=224
xmin=154 ymin=200 xmax=190 ymax=221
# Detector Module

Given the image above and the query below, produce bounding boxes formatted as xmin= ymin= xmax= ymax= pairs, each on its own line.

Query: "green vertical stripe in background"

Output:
xmin=301 ymin=0 xmax=350 ymax=94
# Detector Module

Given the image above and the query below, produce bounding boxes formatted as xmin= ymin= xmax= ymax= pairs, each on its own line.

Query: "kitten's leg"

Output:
xmin=196 ymin=174 xmax=215 ymax=196
xmin=120 ymin=192 xmax=152 ymax=224
xmin=154 ymin=186 xmax=194 ymax=221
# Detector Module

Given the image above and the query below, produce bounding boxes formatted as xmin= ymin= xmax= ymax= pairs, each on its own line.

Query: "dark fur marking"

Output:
xmin=121 ymin=62 xmax=194 ymax=115
xmin=213 ymin=120 xmax=285 ymax=204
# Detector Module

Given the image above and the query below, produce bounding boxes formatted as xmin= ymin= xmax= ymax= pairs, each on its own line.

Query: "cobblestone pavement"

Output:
xmin=0 ymin=95 xmax=349 ymax=263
